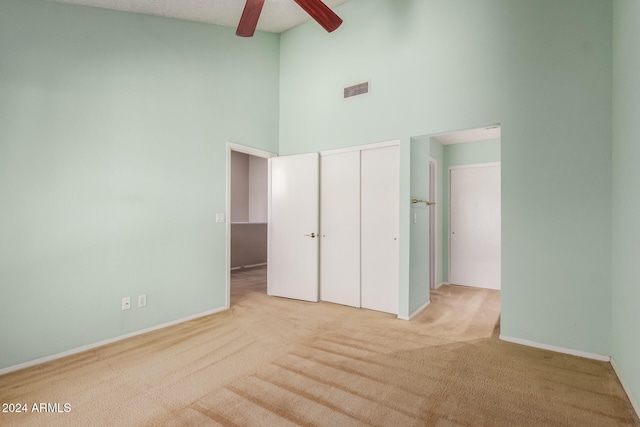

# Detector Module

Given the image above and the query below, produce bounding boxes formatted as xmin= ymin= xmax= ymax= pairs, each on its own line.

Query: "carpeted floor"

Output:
xmin=1 ymin=266 xmax=638 ymax=426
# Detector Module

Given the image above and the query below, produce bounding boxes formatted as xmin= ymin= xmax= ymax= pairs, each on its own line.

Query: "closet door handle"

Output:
xmin=304 ymin=233 xmax=316 ymax=238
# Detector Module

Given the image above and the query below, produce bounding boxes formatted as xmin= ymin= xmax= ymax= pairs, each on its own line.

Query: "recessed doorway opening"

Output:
xmin=226 ymin=142 xmax=276 ymax=309
xmin=430 ymin=125 xmax=502 ymax=291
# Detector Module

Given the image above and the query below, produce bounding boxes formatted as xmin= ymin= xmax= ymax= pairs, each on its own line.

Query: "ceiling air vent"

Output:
xmin=343 ymin=81 xmax=370 ymax=99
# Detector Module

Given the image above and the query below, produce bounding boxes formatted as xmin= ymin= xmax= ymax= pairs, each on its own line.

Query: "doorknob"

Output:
xmin=304 ymin=233 xmax=316 ymax=238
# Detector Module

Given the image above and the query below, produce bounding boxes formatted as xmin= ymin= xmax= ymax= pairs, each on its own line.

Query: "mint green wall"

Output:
xmin=409 ymin=137 xmax=430 ymax=314
xmin=442 ymin=139 xmax=501 ymax=283
xmin=0 ymin=0 xmax=621 ymax=374
xmin=611 ymin=0 xmax=640 ymax=411
xmin=280 ymin=0 xmax=612 ymax=354
xmin=0 ymin=0 xmax=279 ymax=369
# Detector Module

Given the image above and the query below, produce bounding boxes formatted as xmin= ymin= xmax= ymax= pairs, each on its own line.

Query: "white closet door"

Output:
xmin=361 ymin=145 xmax=400 ymax=314
xmin=268 ymin=153 xmax=319 ymax=302
xmin=320 ymin=151 xmax=361 ymax=307
xmin=449 ymin=164 xmax=501 ymax=290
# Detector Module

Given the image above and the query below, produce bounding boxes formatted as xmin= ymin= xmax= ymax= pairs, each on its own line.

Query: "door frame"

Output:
xmin=226 ymin=142 xmax=277 ymax=309
xmin=429 ymin=156 xmax=438 ymax=290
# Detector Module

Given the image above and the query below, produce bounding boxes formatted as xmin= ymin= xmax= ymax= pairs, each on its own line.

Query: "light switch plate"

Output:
xmin=215 ymin=213 xmax=225 ymax=223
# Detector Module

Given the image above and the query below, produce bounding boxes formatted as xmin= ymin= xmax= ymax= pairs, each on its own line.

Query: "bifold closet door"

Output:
xmin=320 ymin=151 xmax=361 ymax=307
xmin=361 ymin=145 xmax=400 ymax=314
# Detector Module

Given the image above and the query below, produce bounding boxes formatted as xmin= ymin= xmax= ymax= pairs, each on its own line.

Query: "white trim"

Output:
xmin=436 ymin=282 xmax=448 ymax=289
xmin=499 ymin=335 xmax=611 ymax=362
xmin=611 ymin=358 xmax=640 ymax=418
xmin=0 ymin=307 xmax=227 ymax=376
xmin=429 ymin=124 xmax=501 ymax=145
xmin=398 ymin=300 xmax=431 ymax=321
xmin=230 ymin=262 xmax=267 ymax=271
xmin=230 ymin=221 xmax=268 ymax=225
xmin=320 ymin=139 xmax=400 ymax=156
xmin=448 ymin=161 xmax=501 ymax=171
xmin=228 ymin=142 xmax=277 ymax=159
xmin=226 ymin=142 xmax=277 ymax=309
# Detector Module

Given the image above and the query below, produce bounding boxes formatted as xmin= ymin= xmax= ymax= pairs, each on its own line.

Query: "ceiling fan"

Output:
xmin=237 ymin=0 xmax=343 ymax=37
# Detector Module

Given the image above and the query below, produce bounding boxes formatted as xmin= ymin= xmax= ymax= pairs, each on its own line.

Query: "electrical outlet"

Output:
xmin=138 ymin=294 xmax=147 ymax=308
xmin=122 ymin=297 xmax=131 ymax=311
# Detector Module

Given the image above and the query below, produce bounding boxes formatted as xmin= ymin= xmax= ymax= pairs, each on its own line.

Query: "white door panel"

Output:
xmin=361 ymin=146 xmax=400 ymax=314
xmin=268 ymin=153 xmax=319 ymax=302
xmin=320 ymin=151 xmax=361 ymax=307
xmin=449 ymin=164 xmax=501 ymax=290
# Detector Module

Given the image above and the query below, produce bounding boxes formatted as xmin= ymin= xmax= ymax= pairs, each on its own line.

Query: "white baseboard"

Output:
xmin=230 ymin=262 xmax=267 ymax=271
xmin=398 ymin=300 xmax=431 ymax=321
xmin=611 ymin=358 xmax=640 ymax=418
xmin=0 ymin=306 xmax=227 ymax=376
xmin=499 ymin=335 xmax=611 ymax=362
xmin=435 ymin=282 xmax=448 ymax=289
xmin=243 ymin=262 xmax=267 ymax=269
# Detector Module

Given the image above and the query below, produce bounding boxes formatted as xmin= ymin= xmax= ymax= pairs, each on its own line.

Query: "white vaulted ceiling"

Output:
xmin=48 ymin=0 xmax=350 ymax=33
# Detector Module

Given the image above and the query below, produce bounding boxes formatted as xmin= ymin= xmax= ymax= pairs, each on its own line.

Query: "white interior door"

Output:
xmin=449 ymin=164 xmax=501 ymax=290
xmin=320 ymin=151 xmax=361 ymax=307
xmin=361 ymin=145 xmax=400 ymax=314
xmin=268 ymin=153 xmax=319 ymax=302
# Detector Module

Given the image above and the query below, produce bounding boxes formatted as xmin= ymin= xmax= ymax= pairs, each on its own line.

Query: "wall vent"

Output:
xmin=343 ymin=81 xmax=370 ymax=99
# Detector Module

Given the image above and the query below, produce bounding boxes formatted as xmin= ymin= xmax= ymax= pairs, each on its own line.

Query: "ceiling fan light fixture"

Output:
xmin=236 ymin=0 xmax=343 ymax=37
xmin=293 ymin=0 xmax=343 ymax=33
xmin=236 ymin=0 xmax=265 ymax=37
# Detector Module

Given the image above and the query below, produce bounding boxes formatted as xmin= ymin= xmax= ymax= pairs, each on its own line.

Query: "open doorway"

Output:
xmin=424 ymin=125 xmax=502 ymax=338
xmin=431 ymin=125 xmax=502 ymax=290
xmin=226 ymin=143 xmax=276 ymax=309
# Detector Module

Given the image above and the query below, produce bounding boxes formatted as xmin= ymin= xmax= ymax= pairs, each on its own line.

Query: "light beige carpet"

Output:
xmin=1 ymin=266 xmax=638 ymax=426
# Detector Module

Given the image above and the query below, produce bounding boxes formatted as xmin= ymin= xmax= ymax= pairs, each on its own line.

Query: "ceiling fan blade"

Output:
xmin=236 ymin=0 xmax=265 ymax=37
xmin=293 ymin=0 xmax=343 ymax=33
